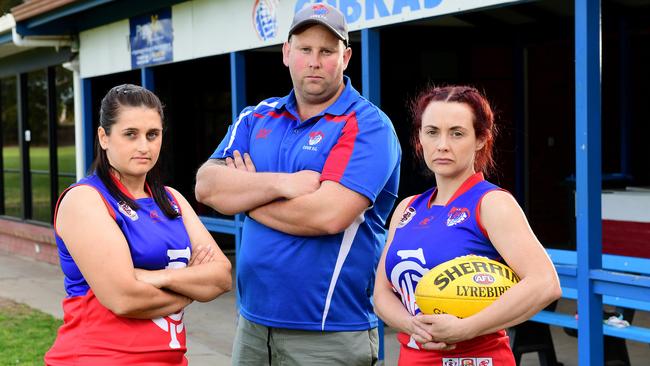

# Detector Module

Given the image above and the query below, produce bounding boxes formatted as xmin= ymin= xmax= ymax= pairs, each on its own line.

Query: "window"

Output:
xmin=55 ymin=66 xmax=76 ymax=196
xmin=0 ymin=66 xmax=75 ymax=223
xmin=27 ymin=69 xmax=50 ymax=222
xmin=0 ymin=76 xmax=21 ymax=217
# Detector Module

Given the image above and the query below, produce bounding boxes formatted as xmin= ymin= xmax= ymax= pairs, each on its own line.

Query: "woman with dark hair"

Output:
xmin=374 ymin=86 xmax=561 ymax=365
xmin=45 ymin=84 xmax=232 ymax=365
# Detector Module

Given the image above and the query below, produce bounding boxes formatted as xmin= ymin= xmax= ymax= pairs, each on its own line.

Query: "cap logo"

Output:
xmin=312 ymin=4 xmax=329 ymax=15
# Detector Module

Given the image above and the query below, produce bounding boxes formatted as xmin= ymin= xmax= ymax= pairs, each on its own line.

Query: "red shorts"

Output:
xmin=396 ymin=331 xmax=515 ymax=366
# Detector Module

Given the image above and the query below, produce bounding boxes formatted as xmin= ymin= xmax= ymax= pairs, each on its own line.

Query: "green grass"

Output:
xmin=2 ymin=145 xmax=75 ymax=221
xmin=0 ymin=298 xmax=62 ymax=365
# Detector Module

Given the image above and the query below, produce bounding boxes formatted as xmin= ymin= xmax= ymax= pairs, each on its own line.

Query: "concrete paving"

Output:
xmin=1 ymin=251 xmax=648 ymax=365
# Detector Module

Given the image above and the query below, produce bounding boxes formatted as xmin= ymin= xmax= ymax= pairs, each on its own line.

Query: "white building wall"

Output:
xmin=79 ymin=0 xmax=522 ymax=78
xmin=79 ymin=20 xmax=131 ymax=78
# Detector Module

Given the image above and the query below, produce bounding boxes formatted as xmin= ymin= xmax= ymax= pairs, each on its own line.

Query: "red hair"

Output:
xmin=409 ymin=85 xmax=497 ymax=175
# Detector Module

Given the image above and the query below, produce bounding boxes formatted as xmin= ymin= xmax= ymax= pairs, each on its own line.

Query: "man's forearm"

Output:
xmin=195 ymin=162 xmax=285 ymax=215
xmin=249 ymin=199 xmax=332 ymax=236
xmin=249 ymin=181 xmax=369 ymax=236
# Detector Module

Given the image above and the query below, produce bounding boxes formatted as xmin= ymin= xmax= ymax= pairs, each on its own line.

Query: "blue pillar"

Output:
xmin=141 ymin=67 xmax=155 ymax=91
xmin=361 ymin=28 xmax=381 ymax=106
xmin=361 ymin=27 xmax=385 ymax=362
xmin=575 ymin=1 xmax=603 ymax=365
xmin=80 ymin=78 xmax=94 ymax=174
xmin=230 ymin=51 xmax=247 ymax=246
xmin=230 ymin=52 xmax=247 ymax=122
xmin=230 ymin=51 xmax=247 ymax=308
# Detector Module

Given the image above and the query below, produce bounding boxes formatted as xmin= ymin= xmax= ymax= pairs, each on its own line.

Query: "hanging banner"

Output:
xmin=130 ymin=8 xmax=173 ymax=68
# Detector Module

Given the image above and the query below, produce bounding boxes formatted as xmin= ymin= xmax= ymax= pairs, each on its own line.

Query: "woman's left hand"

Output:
xmin=414 ymin=313 xmax=474 ymax=348
xmin=189 ymin=245 xmax=215 ymax=266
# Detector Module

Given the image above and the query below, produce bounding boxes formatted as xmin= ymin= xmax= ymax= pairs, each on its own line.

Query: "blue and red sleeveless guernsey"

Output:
xmin=385 ymin=173 xmax=515 ymax=366
xmin=211 ymin=76 xmax=401 ymax=331
xmin=45 ymin=174 xmax=191 ymax=365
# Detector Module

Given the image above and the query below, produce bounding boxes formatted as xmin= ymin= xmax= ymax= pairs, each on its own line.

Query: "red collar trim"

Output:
xmin=427 ymin=172 xmax=485 ymax=209
xmin=109 ymin=173 xmax=152 ymax=200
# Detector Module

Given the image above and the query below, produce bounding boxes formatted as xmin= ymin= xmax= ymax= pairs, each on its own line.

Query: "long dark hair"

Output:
xmin=90 ymin=84 xmax=179 ymax=218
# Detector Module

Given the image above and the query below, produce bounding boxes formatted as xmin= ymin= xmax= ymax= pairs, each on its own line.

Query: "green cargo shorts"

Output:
xmin=231 ymin=316 xmax=379 ymax=366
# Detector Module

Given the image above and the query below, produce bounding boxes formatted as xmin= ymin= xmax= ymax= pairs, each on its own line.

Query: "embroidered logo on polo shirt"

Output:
xmin=256 ymin=128 xmax=272 ymax=139
xmin=446 ymin=207 xmax=470 ymax=227
xmin=303 ymin=131 xmax=323 ymax=151
xmin=308 ymin=131 xmax=323 ymax=145
xmin=118 ymin=201 xmax=138 ymax=221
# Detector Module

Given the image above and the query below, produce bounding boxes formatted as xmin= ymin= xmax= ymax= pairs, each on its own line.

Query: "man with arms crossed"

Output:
xmin=195 ymin=4 xmax=401 ymax=365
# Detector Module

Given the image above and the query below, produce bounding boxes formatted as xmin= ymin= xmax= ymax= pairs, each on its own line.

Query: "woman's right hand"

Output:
xmin=407 ymin=314 xmax=435 ymax=345
xmin=412 ymin=314 xmax=458 ymax=351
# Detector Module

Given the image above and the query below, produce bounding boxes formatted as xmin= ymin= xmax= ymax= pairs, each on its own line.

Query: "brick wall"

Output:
xmin=0 ymin=219 xmax=58 ymax=264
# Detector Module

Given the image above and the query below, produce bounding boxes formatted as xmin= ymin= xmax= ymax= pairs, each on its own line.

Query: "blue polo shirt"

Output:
xmin=211 ymin=77 xmax=401 ymax=331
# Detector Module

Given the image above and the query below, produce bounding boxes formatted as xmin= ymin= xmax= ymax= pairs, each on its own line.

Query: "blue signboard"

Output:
xmin=130 ymin=8 xmax=173 ymax=68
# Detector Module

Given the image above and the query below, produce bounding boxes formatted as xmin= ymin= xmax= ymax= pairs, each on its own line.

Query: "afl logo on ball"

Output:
xmin=253 ymin=0 xmax=279 ymax=41
xmin=473 ymin=273 xmax=495 ymax=285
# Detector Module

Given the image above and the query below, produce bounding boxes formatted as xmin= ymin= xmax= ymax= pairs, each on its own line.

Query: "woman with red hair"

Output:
xmin=374 ymin=86 xmax=561 ymax=365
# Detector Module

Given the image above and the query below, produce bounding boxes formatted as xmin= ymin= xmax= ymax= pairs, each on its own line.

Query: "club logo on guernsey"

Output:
xmin=389 ymin=247 xmax=429 ymax=349
xmin=118 ymin=201 xmax=138 ymax=221
xmin=446 ymin=207 xmax=470 ymax=226
xmin=303 ymin=131 xmax=323 ymax=151
xmin=152 ymin=247 xmax=191 ymax=348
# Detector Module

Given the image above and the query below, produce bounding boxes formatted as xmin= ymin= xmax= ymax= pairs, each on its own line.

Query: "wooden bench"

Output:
xmin=511 ymin=249 xmax=650 ymax=365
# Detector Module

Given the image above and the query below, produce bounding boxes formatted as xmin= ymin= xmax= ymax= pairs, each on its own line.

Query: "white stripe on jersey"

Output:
xmin=258 ymin=100 xmax=278 ymax=109
xmin=222 ymin=100 xmax=279 ymax=157
xmin=321 ymin=211 xmax=367 ymax=330
xmin=222 ymin=109 xmax=252 ymax=157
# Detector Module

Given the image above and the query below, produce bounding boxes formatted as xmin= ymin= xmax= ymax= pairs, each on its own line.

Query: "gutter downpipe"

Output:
xmin=62 ymin=59 xmax=84 ymax=181
xmin=11 ymin=25 xmax=73 ymax=50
